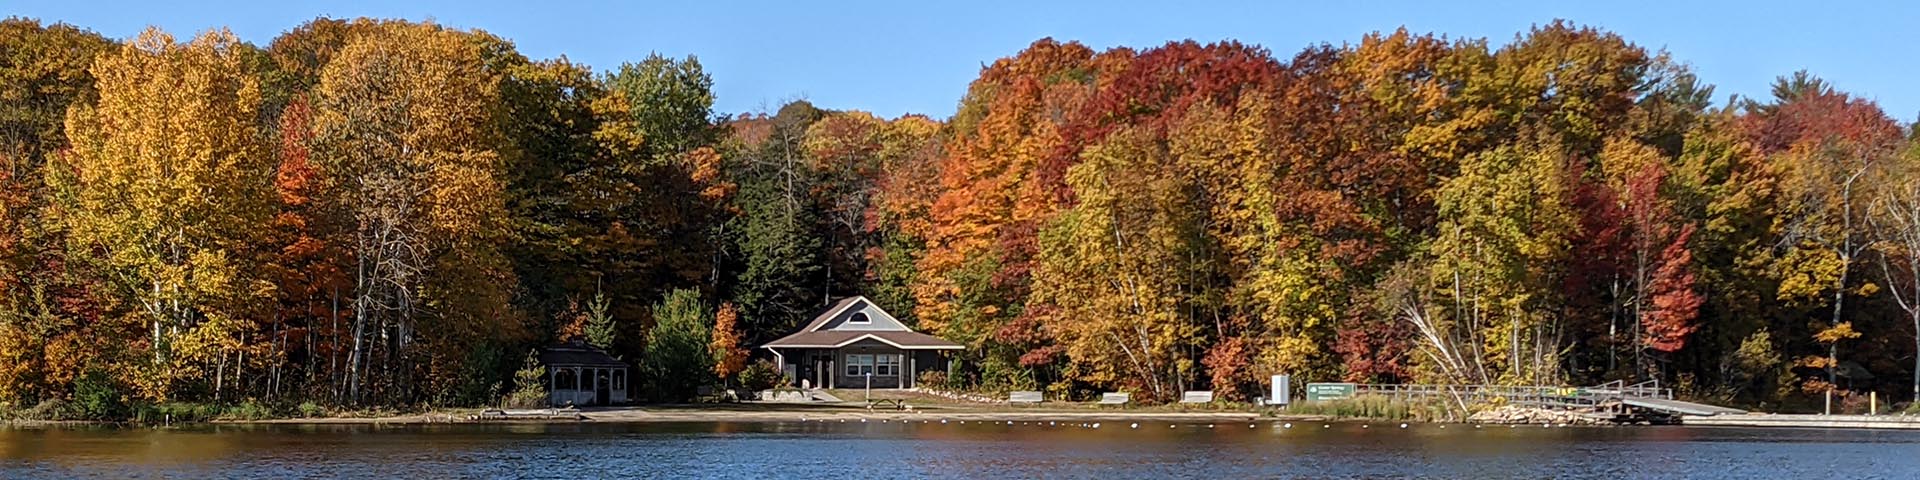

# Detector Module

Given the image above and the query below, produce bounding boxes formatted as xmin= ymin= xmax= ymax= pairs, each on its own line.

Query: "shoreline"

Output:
xmin=229 ymin=405 xmax=1317 ymax=426
xmin=19 ymin=403 xmax=1919 ymax=430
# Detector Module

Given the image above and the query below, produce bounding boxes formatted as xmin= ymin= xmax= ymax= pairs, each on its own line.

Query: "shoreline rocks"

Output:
xmin=1468 ymin=405 xmax=1603 ymax=425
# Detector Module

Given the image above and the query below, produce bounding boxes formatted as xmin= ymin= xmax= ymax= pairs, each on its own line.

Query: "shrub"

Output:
xmin=70 ymin=369 xmax=125 ymax=420
xmin=223 ymin=400 xmax=279 ymax=421
xmin=504 ymin=351 xmax=549 ymax=408
xmin=739 ymin=359 xmax=784 ymax=393
xmin=916 ymin=370 xmax=950 ymax=391
xmin=297 ymin=401 xmax=327 ymax=418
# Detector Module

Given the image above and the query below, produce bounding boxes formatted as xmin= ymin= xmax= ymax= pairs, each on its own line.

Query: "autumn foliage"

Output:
xmin=3 ymin=17 xmax=1920 ymax=413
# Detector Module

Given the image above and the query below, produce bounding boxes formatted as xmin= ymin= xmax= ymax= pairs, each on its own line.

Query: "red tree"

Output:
xmin=1643 ymin=224 xmax=1702 ymax=352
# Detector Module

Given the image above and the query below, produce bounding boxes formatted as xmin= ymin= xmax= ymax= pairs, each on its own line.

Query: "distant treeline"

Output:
xmin=1 ymin=17 xmax=1916 ymax=415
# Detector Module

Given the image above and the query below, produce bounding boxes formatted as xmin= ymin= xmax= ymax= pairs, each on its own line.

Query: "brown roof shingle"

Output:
xmin=762 ymin=330 xmax=964 ymax=350
xmin=798 ymin=296 xmax=865 ymax=332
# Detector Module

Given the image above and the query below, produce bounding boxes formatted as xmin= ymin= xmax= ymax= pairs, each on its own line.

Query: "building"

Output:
xmin=538 ymin=338 xmax=629 ymax=406
xmin=762 ymin=296 xmax=963 ymax=389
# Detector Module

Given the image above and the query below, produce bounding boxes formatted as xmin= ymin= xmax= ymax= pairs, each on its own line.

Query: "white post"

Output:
xmin=1825 ymin=389 xmax=1833 ymax=415
xmin=865 ymin=372 xmax=872 ymax=402
xmin=771 ymin=349 xmax=786 ymax=386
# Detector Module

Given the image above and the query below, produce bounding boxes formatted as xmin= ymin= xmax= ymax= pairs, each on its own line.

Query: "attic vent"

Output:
xmin=849 ymin=312 xmax=870 ymax=324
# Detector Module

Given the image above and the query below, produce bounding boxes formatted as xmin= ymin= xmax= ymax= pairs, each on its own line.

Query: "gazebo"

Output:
xmin=538 ymin=338 xmax=629 ymax=406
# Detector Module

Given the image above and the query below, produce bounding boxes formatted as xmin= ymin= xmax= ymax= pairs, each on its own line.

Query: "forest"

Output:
xmin=2 ymin=16 xmax=1918 ymax=418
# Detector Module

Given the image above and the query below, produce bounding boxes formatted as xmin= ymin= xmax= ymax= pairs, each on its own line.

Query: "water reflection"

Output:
xmin=2 ymin=421 xmax=1917 ymax=478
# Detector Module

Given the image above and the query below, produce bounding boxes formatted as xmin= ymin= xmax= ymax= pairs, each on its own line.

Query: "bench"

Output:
xmin=867 ymin=398 xmax=907 ymax=410
xmin=1180 ymin=391 xmax=1215 ymax=404
xmin=1008 ymin=391 xmax=1044 ymax=405
xmin=1097 ymin=392 xmax=1131 ymax=406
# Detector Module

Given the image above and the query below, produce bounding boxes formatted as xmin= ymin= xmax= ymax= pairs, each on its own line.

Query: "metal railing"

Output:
xmin=1351 ymin=379 xmax=1673 ymax=409
xmin=1582 ymin=379 xmax=1673 ymax=400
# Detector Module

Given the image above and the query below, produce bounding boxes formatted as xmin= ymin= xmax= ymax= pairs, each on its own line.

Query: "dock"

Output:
xmin=1682 ymin=414 xmax=1920 ymax=430
xmin=469 ymin=407 xmax=584 ymax=421
xmin=1353 ymin=380 xmax=1746 ymax=424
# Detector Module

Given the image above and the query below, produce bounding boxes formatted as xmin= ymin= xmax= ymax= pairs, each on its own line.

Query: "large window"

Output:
xmin=845 ymin=354 xmax=903 ymax=377
xmin=845 ymin=354 xmax=874 ymax=376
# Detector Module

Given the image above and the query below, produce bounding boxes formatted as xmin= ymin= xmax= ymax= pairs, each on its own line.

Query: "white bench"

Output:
xmin=1008 ymin=391 xmax=1044 ymax=404
xmin=1097 ymin=392 xmax=1131 ymax=406
xmin=1179 ymin=391 xmax=1215 ymax=404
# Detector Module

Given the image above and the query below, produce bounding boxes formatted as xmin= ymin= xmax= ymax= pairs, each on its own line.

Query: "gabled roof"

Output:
xmin=763 ymin=295 xmax=963 ymax=350
xmin=762 ymin=330 xmax=964 ymax=350
xmin=799 ymin=296 xmax=866 ymax=332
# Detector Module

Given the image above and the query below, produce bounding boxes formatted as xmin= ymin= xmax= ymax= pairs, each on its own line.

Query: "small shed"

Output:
xmin=539 ymin=338 xmax=629 ymax=406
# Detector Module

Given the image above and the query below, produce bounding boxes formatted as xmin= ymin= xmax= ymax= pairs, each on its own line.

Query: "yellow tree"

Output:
xmin=55 ymin=27 xmax=273 ymax=400
xmin=312 ymin=22 xmax=518 ymax=404
xmin=1032 ymin=127 xmax=1205 ymax=401
xmin=1429 ymin=146 xmax=1577 ymax=384
xmin=1172 ymin=95 xmax=1336 ymax=395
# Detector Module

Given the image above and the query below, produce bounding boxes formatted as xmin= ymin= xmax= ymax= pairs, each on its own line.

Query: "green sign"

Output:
xmin=1305 ymin=382 xmax=1357 ymax=401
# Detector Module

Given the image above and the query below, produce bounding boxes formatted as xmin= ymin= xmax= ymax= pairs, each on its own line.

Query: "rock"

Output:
xmin=1469 ymin=405 xmax=1602 ymax=426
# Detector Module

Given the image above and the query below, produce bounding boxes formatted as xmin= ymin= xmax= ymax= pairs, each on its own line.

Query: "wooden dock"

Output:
xmin=469 ymin=408 xmax=584 ymax=421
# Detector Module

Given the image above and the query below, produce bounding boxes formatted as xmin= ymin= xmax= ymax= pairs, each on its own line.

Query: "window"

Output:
xmin=612 ymin=369 xmax=626 ymax=390
xmin=876 ymin=354 xmax=901 ymax=377
xmin=848 ymin=312 xmax=870 ymax=324
xmin=845 ymin=354 xmax=874 ymax=376
xmin=555 ymin=369 xmax=577 ymax=391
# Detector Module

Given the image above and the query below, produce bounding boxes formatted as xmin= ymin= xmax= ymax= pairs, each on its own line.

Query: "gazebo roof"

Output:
xmin=539 ymin=339 xmax=627 ymax=368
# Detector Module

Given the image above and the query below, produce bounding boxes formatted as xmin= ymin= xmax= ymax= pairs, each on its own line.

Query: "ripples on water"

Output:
xmin=3 ymin=420 xmax=1918 ymax=479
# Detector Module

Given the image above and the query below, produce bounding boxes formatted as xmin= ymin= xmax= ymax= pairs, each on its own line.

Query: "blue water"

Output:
xmin=3 ymin=421 xmax=1918 ymax=478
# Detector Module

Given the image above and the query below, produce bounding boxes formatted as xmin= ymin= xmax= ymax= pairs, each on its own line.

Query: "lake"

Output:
xmin=3 ymin=420 xmax=1917 ymax=478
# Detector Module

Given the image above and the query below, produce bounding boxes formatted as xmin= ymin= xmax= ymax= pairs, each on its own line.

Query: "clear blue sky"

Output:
xmin=12 ymin=0 xmax=1920 ymax=121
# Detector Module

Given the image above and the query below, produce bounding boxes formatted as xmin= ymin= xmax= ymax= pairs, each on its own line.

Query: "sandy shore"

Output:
xmin=233 ymin=404 xmax=1322 ymax=425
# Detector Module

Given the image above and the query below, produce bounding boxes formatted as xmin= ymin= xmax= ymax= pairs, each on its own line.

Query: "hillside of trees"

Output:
xmin=3 ymin=17 xmax=1918 ymax=415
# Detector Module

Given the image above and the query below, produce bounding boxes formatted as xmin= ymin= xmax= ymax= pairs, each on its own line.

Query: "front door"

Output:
xmin=815 ymin=356 xmax=829 ymax=389
xmin=806 ymin=351 xmax=835 ymax=389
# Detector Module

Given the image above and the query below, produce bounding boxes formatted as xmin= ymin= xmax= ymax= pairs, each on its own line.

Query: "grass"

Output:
xmin=1282 ymin=395 xmax=1459 ymax=422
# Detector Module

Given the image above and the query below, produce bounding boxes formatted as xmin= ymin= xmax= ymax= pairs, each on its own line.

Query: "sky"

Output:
xmin=11 ymin=0 xmax=1920 ymax=121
